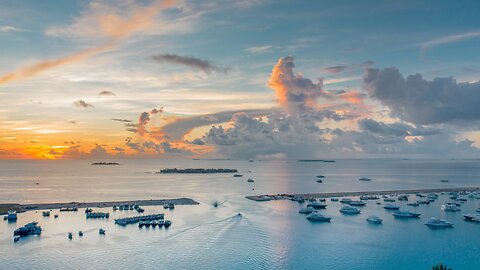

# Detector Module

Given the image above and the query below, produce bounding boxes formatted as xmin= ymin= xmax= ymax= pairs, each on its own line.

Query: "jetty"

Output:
xmin=246 ymin=186 xmax=480 ymax=202
xmin=0 ymin=198 xmax=198 ymax=215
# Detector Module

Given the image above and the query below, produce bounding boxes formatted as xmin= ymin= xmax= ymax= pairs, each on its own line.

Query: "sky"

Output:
xmin=1 ymin=0 xmax=480 ymax=159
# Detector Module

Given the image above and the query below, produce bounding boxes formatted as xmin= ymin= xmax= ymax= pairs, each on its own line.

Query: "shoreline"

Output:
xmin=0 ymin=198 xmax=199 ymax=215
xmin=246 ymin=186 xmax=480 ymax=201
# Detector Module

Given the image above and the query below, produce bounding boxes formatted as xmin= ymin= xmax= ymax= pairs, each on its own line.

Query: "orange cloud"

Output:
xmin=338 ymin=91 xmax=365 ymax=104
xmin=0 ymin=0 xmax=175 ymax=85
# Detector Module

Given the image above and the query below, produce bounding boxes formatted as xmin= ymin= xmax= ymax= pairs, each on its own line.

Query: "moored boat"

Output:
xmin=366 ymin=216 xmax=383 ymax=224
xmin=383 ymin=204 xmax=400 ymax=210
xmin=340 ymin=205 xmax=361 ymax=215
xmin=424 ymin=218 xmax=453 ymax=228
xmin=306 ymin=211 xmax=332 ymax=222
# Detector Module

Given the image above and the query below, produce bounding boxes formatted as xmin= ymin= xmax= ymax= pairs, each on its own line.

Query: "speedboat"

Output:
xmin=442 ymin=204 xmax=460 ymax=212
xmin=384 ymin=197 xmax=396 ymax=202
xmin=424 ymin=218 xmax=453 ymax=228
xmin=316 ymin=179 xmax=323 ymax=183
xmin=366 ymin=216 xmax=383 ymax=224
xmin=99 ymin=228 xmax=106 ymax=235
xmin=307 ymin=201 xmax=327 ymax=209
xmin=349 ymin=200 xmax=366 ymax=206
xmin=298 ymin=206 xmax=315 ymax=214
xmin=42 ymin=211 xmax=50 ymax=217
xmin=383 ymin=204 xmax=400 ymax=210
xmin=247 ymin=178 xmax=254 ymax=183
xmin=7 ymin=210 xmax=17 ymax=221
xmin=316 ymin=175 xmax=325 ymax=178
xmin=340 ymin=205 xmax=361 ymax=215
xmin=339 ymin=198 xmax=352 ymax=204
xmin=233 ymin=174 xmax=243 ymax=177
xmin=306 ymin=211 xmax=332 ymax=222
xmin=330 ymin=198 xmax=339 ymax=202
xmin=393 ymin=211 xmax=421 ymax=218
xmin=359 ymin=177 xmax=371 ymax=181
xmin=407 ymin=201 xmax=419 ymax=207
xmin=463 ymin=214 xmax=480 ymax=222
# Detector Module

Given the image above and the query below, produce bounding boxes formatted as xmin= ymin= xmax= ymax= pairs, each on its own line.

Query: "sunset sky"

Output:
xmin=2 ymin=0 xmax=480 ymax=159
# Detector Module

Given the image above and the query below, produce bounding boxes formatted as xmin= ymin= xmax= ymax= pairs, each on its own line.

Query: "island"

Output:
xmin=298 ymin=159 xmax=336 ymax=163
xmin=156 ymin=168 xmax=238 ymax=174
xmin=91 ymin=162 xmax=120 ymax=165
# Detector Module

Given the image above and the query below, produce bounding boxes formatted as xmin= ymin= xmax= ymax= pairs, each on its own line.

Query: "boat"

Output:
xmin=330 ymin=198 xmax=339 ymax=202
xmin=113 ymin=205 xmax=118 ymax=211
xmin=407 ymin=202 xmax=419 ymax=206
xmin=397 ymin=195 xmax=409 ymax=201
xmin=316 ymin=179 xmax=323 ymax=183
xmin=291 ymin=196 xmax=305 ymax=203
xmin=13 ymin=236 xmax=20 ymax=242
xmin=316 ymin=175 xmax=325 ymax=178
xmin=417 ymin=199 xmax=430 ymax=205
xmin=383 ymin=204 xmax=400 ymax=210
xmin=384 ymin=198 xmax=396 ymax=202
xmin=99 ymin=228 xmax=106 ymax=235
xmin=68 ymin=232 xmax=73 ymax=239
xmin=307 ymin=202 xmax=327 ymax=209
xmin=247 ymin=178 xmax=254 ymax=183
xmin=298 ymin=206 xmax=315 ymax=214
xmin=424 ymin=218 xmax=453 ymax=228
xmin=79 ymin=231 xmax=84 ymax=237
xmin=440 ymin=179 xmax=449 ymax=183
xmin=13 ymin=222 xmax=42 ymax=237
xmin=42 ymin=211 xmax=50 ymax=217
xmin=233 ymin=174 xmax=243 ymax=177
xmin=359 ymin=177 xmax=371 ymax=181
xmin=339 ymin=198 xmax=352 ymax=204
xmin=463 ymin=214 xmax=480 ymax=222
xmin=393 ymin=211 xmax=421 ymax=218
xmin=349 ymin=200 xmax=366 ymax=206
xmin=442 ymin=204 xmax=461 ymax=212
xmin=60 ymin=206 xmax=78 ymax=212
xmin=477 ymin=208 xmax=480 ymax=213
xmin=7 ymin=210 xmax=17 ymax=221
xmin=306 ymin=211 xmax=332 ymax=222
xmin=164 ymin=220 xmax=172 ymax=228
xmin=85 ymin=208 xmax=93 ymax=213
xmin=366 ymin=216 xmax=383 ymax=224
xmin=339 ymin=205 xmax=361 ymax=215
xmin=54 ymin=214 xmax=59 ymax=218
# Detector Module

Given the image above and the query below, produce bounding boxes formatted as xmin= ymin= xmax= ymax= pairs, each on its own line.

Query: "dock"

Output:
xmin=246 ymin=186 xmax=480 ymax=202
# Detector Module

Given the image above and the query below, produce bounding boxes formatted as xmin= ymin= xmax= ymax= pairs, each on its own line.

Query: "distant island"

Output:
xmin=91 ymin=162 xmax=120 ymax=165
xmin=157 ymin=168 xmax=238 ymax=174
xmin=298 ymin=159 xmax=336 ymax=163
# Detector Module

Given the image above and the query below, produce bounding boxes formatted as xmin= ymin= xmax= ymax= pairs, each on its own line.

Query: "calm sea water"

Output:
xmin=1 ymin=159 xmax=479 ymax=269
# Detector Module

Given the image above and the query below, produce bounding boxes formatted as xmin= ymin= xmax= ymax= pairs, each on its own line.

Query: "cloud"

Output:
xmin=0 ymin=25 xmax=25 ymax=32
xmin=358 ymin=118 xmax=441 ymax=137
xmin=0 ymin=0 xmax=176 ymax=85
xmin=364 ymin=67 xmax=480 ymax=125
xmin=73 ymin=100 xmax=94 ymax=108
xmin=421 ymin=30 xmax=480 ymax=51
xmin=323 ymin=65 xmax=347 ymax=74
xmin=137 ymin=107 xmax=163 ymax=135
xmin=99 ymin=90 xmax=116 ymax=96
xmin=245 ymin=45 xmax=273 ymax=53
xmin=152 ymin=53 xmax=229 ymax=74
xmin=111 ymin=118 xmax=132 ymax=123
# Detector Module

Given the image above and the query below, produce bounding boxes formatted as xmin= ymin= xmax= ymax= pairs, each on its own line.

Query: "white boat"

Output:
xmin=307 ymin=202 xmax=327 ymax=209
xmin=424 ymin=218 xmax=453 ymax=228
xmin=340 ymin=205 xmax=361 ymax=214
xmin=463 ymin=214 xmax=480 ymax=222
xmin=339 ymin=198 xmax=352 ymax=203
xmin=298 ymin=206 xmax=315 ymax=214
xmin=393 ymin=211 xmax=421 ymax=218
xmin=383 ymin=204 xmax=400 ymax=210
xmin=306 ymin=211 xmax=332 ymax=222
xmin=441 ymin=204 xmax=460 ymax=212
xmin=7 ymin=210 xmax=17 ymax=221
xmin=366 ymin=216 xmax=383 ymax=224
xmin=349 ymin=200 xmax=366 ymax=206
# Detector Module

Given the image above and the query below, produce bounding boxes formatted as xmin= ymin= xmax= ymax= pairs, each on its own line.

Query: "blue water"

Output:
xmin=0 ymin=159 xmax=479 ymax=269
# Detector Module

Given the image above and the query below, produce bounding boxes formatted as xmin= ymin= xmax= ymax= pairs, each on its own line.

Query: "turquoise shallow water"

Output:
xmin=0 ymin=159 xmax=479 ymax=269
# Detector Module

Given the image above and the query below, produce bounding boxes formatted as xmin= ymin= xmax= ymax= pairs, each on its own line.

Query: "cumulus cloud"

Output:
xmin=152 ymin=53 xmax=229 ymax=74
xmin=358 ymin=118 xmax=441 ymax=137
xmin=364 ymin=67 xmax=480 ymax=125
xmin=99 ymin=90 xmax=116 ymax=96
xmin=73 ymin=100 xmax=94 ymax=108
xmin=323 ymin=65 xmax=347 ymax=74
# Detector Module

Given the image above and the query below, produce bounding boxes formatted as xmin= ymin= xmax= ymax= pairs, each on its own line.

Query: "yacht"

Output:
xmin=442 ymin=204 xmax=461 ymax=212
xmin=359 ymin=177 xmax=371 ymax=181
xmin=330 ymin=198 xmax=339 ymax=202
xmin=407 ymin=201 xmax=419 ymax=207
xmin=164 ymin=220 xmax=172 ymax=228
xmin=307 ymin=201 xmax=327 ymax=209
xmin=298 ymin=206 xmax=315 ymax=214
xmin=13 ymin=222 xmax=42 ymax=236
xmin=42 ymin=211 xmax=50 ymax=217
xmin=393 ymin=211 xmax=421 ymax=218
xmin=316 ymin=179 xmax=323 ymax=183
xmin=233 ymin=174 xmax=243 ymax=177
xmin=7 ymin=210 xmax=17 ymax=221
xmin=417 ymin=199 xmax=430 ymax=205
xmin=306 ymin=211 xmax=332 ymax=222
xmin=340 ymin=205 xmax=361 ymax=215
xmin=366 ymin=216 xmax=383 ymax=224
xmin=349 ymin=200 xmax=366 ymax=206
xmin=339 ymin=198 xmax=352 ymax=204
xmin=397 ymin=195 xmax=409 ymax=201
xmin=384 ymin=198 xmax=396 ymax=202
xmin=247 ymin=178 xmax=254 ymax=183
xmin=383 ymin=204 xmax=400 ymax=210
xmin=424 ymin=218 xmax=453 ymax=228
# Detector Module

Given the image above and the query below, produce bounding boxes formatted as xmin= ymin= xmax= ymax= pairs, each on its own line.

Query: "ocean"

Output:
xmin=1 ymin=159 xmax=479 ymax=269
